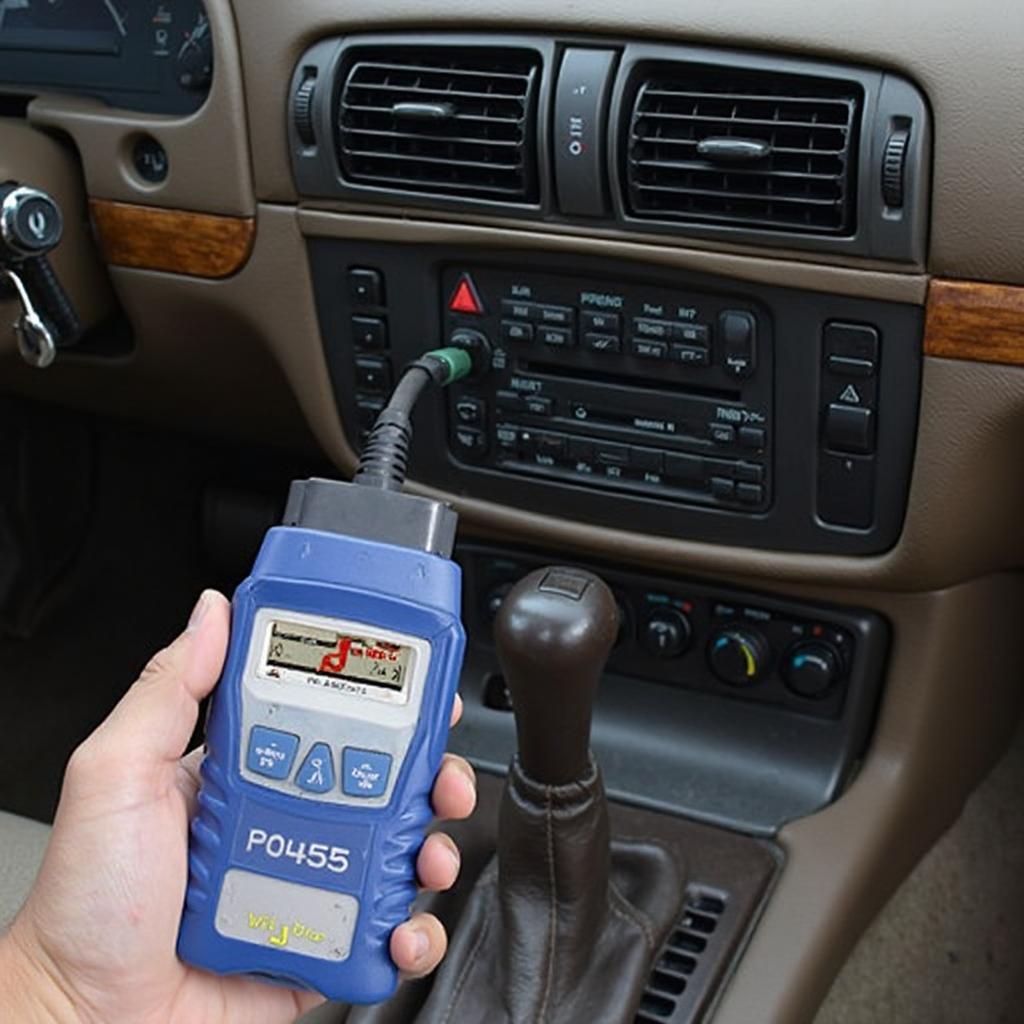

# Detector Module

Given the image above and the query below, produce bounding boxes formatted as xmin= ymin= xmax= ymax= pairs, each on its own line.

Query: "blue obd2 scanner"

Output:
xmin=177 ymin=349 xmax=473 ymax=1003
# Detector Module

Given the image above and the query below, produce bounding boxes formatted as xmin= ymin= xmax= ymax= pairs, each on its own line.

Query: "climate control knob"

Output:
xmin=782 ymin=641 xmax=841 ymax=698
xmin=640 ymin=608 xmax=691 ymax=658
xmin=708 ymin=627 xmax=769 ymax=685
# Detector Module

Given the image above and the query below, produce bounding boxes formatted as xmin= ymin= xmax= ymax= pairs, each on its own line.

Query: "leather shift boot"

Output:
xmin=417 ymin=756 xmax=684 ymax=1024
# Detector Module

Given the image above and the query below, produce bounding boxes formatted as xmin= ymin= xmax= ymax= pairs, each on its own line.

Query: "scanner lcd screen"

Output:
xmin=262 ymin=619 xmax=413 ymax=695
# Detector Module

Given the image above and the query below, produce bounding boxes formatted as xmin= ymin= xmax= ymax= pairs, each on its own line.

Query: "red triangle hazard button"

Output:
xmin=448 ymin=274 xmax=483 ymax=315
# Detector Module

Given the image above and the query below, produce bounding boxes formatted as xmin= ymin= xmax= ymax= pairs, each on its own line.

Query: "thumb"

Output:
xmin=86 ymin=589 xmax=231 ymax=770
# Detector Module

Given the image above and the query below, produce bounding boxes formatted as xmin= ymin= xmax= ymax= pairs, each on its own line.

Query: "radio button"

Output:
xmin=582 ymin=310 xmax=621 ymax=334
xmin=495 ymin=424 xmax=520 ymax=450
xmin=536 ymin=304 xmax=575 ymax=327
xmin=355 ymin=395 xmax=385 ymax=429
xmin=455 ymin=397 xmax=486 ymax=426
xmin=501 ymin=320 xmax=534 ymax=344
xmin=355 ymin=356 xmax=392 ymax=393
xmin=706 ymin=457 xmax=737 ymax=479
xmin=501 ymin=299 xmax=536 ymax=320
xmin=735 ymin=461 xmax=765 ymax=483
xmin=671 ymin=344 xmax=710 ymax=366
xmin=585 ymin=332 xmax=621 ymax=354
xmin=631 ymin=338 xmax=669 ymax=360
xmin=347 ymin=267 xmax=384 ymax=306
xmin=247 ymin=726 xmax=300 ymax=781
xmin=736 ymin=482 xmax=764 ymax=504
xmin=664 ymin=452 xmax=704 ymax=483
xmin=629 ymin=446 xmax=664 ymax=473
xmin=710 ymin=476 xmax=736 ymax=501
xmin=633 ymin=317 xmax=672 ymax=340
xmin=342 ymin=748 xmax=392 ymax=798
xmin=738 ymin=426 xmax=766 ymax=450
xmin=709 ymin=424 xmax=736 ymax=445
xmin=595 ymin=441 xmax=629 ymax=467
xmin=452 ymin=426 xmax=487 ymax=456
xmin=720 ymin=310 xmax=757 ymax=378
xmin=351 ymin=315 xmax=387 ymax=351
xmin=524 ymin=395 xmax=553 ymax=417
xmin=535 ymin=432 xmax=566 ymax=458
xmin=672 ymin=323 xmax=710 ymax=345
xmin=538 ymin=326 xmax=575 ymax=348
xmin=495 ymin=390 xmax=525 ymax=414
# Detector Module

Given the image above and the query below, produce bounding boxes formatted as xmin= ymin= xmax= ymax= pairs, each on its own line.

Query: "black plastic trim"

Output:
xmin=452 ymin=541 xmax=891 ymax=835
xmin=289 ymin=33 xmax=930 ymax=264
xmin=308 ymin=238 xmax=922 ymax=556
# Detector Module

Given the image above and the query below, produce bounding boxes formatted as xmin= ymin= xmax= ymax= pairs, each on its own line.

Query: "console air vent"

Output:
xmin=336 ymin=48 xmax=541 ymax=202
xmin=625 ymin=64 xmax=861 ymax=235
xmin=634 ymin=886 xmax=727 ymax=1023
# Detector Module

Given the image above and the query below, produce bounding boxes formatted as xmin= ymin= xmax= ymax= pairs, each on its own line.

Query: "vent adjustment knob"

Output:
xmin=293 ymin=75 xmax=317 ymax=147
xmin=881 ymin=128 xmax=910 ymax=208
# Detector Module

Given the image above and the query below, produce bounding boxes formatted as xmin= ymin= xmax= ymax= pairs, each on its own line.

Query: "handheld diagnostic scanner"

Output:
xmin=177 ymin=348 xmax=474 ymax=1003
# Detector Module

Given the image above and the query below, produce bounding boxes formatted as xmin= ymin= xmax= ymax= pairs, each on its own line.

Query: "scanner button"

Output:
xmin=295 ymin=742 xmax=336 ymax=794
xmin=342 ymin=748 xmax=393 ymax=798
xmin=246 ymin=726 xmax=300 ymax=780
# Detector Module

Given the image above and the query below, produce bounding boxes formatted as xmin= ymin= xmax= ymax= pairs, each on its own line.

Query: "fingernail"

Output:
xmin=411 ymin=927 xmax=429 ymax=962
xmin=446 ymin=843 xmax=461 ymax=875
xmin=187 ymin=591 xmax=212 ymax=632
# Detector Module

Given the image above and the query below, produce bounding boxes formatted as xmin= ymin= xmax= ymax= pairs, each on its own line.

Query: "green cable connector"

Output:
xmin=425 ymin=346 xmax=474 ymax=385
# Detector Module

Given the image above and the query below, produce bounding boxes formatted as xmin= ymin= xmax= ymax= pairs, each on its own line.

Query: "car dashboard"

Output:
xmin=1 ymin=2 xmax=1023 ymax=1023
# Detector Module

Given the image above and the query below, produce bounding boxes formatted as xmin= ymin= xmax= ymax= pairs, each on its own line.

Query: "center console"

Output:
xmin=308 ymin=240 xmax=922 ymax=554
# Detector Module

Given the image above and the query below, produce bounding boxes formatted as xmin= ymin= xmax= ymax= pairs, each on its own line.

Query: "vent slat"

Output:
xmin=633 ymin=109 xmax=851 ymax=133
xmin=631 ymin=135 xmax=848 ymax=158
xmin=634 ymin=887 xmax=727 ymax=1024
xmin=347 ymin=81 xmax=530 ymax=104
xmin=342 ymin=105 xmax=524 ymax=128
xmin=642 ymin=87 xmax=856 ymax=108
xmin=341 ymin=148 xmax=524 ymax=173
xmin=625 ymin=63 xmax=860 ymax=235
xmin=337 ymin=47 xmax=540 ymax=202
xmin=343 ymin=127 xmax=523 ymax=150
xmin=348 ymin=60 xmax=532 ymax=83
xmin=334 ymin=168 xmax=527 ymax=197
xmin=634 ymin=183 xmax=843 ymax=207
xmin=630 ymin=158 xmax=844 ymax=184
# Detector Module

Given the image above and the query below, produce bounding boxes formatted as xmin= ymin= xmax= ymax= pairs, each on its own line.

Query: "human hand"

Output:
xmin=0 ymin=590 xmax=476 ymax=1024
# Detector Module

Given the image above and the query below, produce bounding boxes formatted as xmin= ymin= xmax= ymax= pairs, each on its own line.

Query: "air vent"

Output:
xmin=635 ymin=886 xmax=727 ymax=1023
xmin=337 ymin=48 xmax=541 ymax=203
xmin=625 ymin=64 xmax=861 ymax=235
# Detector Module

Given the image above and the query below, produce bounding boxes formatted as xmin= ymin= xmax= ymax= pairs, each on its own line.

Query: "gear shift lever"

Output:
xmin=420 ymin=567 xmax=683 ymax=1024
xmin=495 ymin=567 xmax=618 ymax=784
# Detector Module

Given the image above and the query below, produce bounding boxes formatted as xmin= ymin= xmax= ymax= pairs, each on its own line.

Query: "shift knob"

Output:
xmin=494 ymin=566 xmax=618 ymax=785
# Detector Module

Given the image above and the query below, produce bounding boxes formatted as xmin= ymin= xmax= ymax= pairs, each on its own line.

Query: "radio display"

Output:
xmin=262 ymin=619 xmax=414 ymax=697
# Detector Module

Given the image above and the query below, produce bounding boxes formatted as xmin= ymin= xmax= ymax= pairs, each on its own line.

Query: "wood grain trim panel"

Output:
xmin=89 ymin=199 xmax=255 ymax=278
xmin=924 ymin=278 xmax=1024 ymax=366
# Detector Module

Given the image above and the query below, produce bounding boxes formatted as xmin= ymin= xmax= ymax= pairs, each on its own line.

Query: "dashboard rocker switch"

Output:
xmin=719 ymin=310 xmax=757 ymax=378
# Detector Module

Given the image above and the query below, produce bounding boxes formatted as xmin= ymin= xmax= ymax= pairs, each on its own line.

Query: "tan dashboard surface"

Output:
xmin=235 ymin=0 xmax=1024 ymax=286
xmin=3 ymin=3 xmax=1024 ymax=1022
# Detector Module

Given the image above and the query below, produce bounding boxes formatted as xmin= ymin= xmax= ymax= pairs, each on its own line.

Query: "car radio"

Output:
xmin=307 ymin=239 xmax=922 ymax=555
xmin=440 ymin=267 xmax=773 ymax=513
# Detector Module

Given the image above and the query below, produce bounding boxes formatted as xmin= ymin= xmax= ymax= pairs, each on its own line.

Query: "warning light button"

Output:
xmin=448 ymin=274 xmax=484 ymax=315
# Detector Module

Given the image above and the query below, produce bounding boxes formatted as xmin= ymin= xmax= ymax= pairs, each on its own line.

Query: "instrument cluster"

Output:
xmin=0 ymin=0 xmax=212 ymax=114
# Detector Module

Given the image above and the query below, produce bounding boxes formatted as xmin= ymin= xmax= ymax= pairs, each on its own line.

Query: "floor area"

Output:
xmin=815 ymin=718 xmax=1024 ymax=1024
